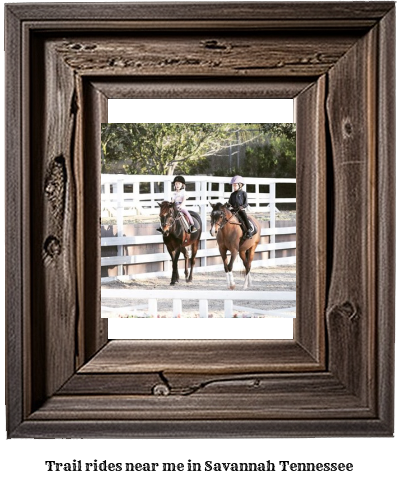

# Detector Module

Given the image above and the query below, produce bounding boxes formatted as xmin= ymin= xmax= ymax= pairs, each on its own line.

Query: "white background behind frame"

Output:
xmin=0 ymin=2 xmax=397 ymax=485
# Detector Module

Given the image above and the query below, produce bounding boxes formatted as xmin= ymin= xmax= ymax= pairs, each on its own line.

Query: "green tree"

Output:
xmin=101 ymin=123 xmax=256 ymax=175
xmin=259 ymin=123 xmax=296 ymax=143
xmin=242 ymin=135 xmax=296 ymax=179
xmin=101 ymin=124 xmax=130 ymax=173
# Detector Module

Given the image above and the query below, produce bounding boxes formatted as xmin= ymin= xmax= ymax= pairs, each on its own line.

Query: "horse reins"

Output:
xmin=161 ymin=207 xmax=188 ymax=232
xmin=214 ymin=209 xmax=242 ymax=230
xmin=160 ymin=210 xmax=179 ymax=229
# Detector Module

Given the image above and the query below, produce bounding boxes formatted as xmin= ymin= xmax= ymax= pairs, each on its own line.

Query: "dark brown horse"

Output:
xmin=210 ymin=202 xmax=261 ymax=289
xmin=158 ymin=201 xmax=202 ymax=285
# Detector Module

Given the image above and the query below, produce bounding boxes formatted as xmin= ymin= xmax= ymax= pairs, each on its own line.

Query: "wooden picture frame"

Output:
xmin=5 ymin=2 xmax=395 ymax=438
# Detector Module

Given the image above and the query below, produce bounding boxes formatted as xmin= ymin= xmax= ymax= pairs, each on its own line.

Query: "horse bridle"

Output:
xmin=160 ymin=205 xmax=182 ymax=232
xmin=211 ymin=207 xmax=241 ymax=231
xmin=160 ymin=210 xmax=176 ymax=228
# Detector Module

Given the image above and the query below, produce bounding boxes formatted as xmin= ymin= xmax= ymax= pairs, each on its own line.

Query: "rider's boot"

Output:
xmin=189 ymin=225 xmax=197 ymax=233
xmin=156 ymin=227 xmax=163 ymax=234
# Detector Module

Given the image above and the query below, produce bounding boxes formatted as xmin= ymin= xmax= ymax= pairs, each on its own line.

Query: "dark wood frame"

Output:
xmin=5 ymin=2 xmax=395 ymax=438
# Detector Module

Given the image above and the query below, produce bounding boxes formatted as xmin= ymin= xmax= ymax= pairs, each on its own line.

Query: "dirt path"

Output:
xmin=101 ymin=210 xmax=296 ymax=226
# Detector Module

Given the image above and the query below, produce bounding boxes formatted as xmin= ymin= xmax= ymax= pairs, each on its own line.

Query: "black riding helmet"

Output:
xmin=173 ymin=175 xmax=186 ymax=185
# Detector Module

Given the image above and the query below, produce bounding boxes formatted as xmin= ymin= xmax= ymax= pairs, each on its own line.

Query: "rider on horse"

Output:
xmin=227 ymin=175 xmax=254 ymax=239
xmin=157 ymin=175 xmax=197 ymax=234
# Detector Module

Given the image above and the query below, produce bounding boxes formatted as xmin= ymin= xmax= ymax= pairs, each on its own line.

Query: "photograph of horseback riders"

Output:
xmin=101 ymin=122 xmax=296 ymax=321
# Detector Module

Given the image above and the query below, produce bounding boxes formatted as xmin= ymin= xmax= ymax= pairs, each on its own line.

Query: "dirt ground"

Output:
xmin=101 ymin=209 xmax=296 ymax=318
xmin=101 ymin=210 xmax=296 ymax=226
xmin=101 ymin=265 xmax=296 ymax=319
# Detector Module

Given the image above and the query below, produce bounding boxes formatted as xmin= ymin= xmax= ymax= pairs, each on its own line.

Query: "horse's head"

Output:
xmin=158 ymin=201 xmax=177 ymax=236
xmin=209 ymin=202 xmax=228 ymax=237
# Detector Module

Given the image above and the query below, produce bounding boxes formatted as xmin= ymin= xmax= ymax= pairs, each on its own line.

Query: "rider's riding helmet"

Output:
xmin=230 ymin=175 xmax=245 ymax=187
xmin=173 ymin=175 xmax=186 ymax=185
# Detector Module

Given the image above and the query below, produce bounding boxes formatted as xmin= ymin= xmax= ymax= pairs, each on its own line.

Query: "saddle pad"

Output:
xmin=236 ymin=213 xmax=257 ymax=235
xmin=178 ymin=212 xmax=190 ymax=232
xmin=248 ymin=220 xmax=256 ymax=234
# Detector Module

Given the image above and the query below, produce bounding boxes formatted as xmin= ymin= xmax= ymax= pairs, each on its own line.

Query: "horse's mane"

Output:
xmin=212 ymin=202 xmax=226 ymax=211
xmin=159 ymin=200 xmax=176 ymax=214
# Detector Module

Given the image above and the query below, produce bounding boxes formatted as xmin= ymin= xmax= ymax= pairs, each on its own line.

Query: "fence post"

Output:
xmin=269 ymin=181 xmax=276 ymax=261
xmin=200 ymin=180 xmax=208 ymax=268
xmin=116 ymin=178 xmax=124 ymax=276
xmin=219 ymin=181 xmax=224 ymax=202
xmin=173 ymin=299 xmax=182 ymax=318
xmin=132 ymin=180 xmax=140 ymax=215
xmin=164 ymin=179 xmax=172 ymax=202
xmin=224 ymin=299 xmax=233 ymax=318
xmin=195 ymin=180 xmax=201 ymax=203
xmin=149 ymin=181 xmax=154 ymax=211
xmin=199 ymin=299 xmax=208 ymax=318
xmin=148 ymin=298 xmax=158 ymax=317
xmin=102 ymin=181 xmax=112 ymax=217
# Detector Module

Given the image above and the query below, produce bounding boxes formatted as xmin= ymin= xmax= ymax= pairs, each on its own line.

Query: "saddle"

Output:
xmin=235 ymin=213 xmax=257 ymax=238
xmin=177 ymin=211 xmax=190 ymax=232
xmin=178 ymin=210 xmax=200 ymax=234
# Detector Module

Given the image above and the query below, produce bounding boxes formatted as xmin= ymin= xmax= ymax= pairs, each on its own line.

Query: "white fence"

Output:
xmin=101 ymin=175 xmax=296 ymax=280
xmin=101 ymin=289 xmax=296 ymax=319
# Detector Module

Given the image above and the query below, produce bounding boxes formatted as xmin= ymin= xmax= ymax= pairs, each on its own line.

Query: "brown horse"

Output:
xmin=210 ymin=202 xmax=261 ymax=289
xmin=158 ymin=201 xmax=202 ymax=285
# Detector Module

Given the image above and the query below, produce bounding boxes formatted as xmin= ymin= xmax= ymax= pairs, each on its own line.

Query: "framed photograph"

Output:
xmin=101 ymin=106 xmax=296 ymax=339
xmin=5 ymin=2 xmax=395 ymax=437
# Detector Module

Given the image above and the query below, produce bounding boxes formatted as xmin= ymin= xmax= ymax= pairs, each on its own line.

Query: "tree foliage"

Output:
xmin=259 ymin=123 xmax=296 ymax=142
xmin=101 ymin=122 xmax=296 ymax=178
xmin=242 ymin=135 xmax=296 ymax=179
xmin=101 ymin=123 xmax=256 ymax=175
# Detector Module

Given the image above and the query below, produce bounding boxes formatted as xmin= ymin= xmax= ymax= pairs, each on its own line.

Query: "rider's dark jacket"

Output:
xmin=228 ymin=189 xmax=248 ymax=210
xmin=228 ymin=189 xmax=252 ymax=234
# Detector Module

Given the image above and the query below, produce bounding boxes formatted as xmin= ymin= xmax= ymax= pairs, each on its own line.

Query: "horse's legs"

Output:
xmin=241 ymin=246 xmax=256 ymax=289
xmin=187 ymin=239 xmax=199 ymax=282
xmin=181 ymin=247 xmax=189 ymax=281
xmin=239 ymin=248 xmax=250 ymax=289
xmin=167 ymin=248 xmax=175 ymax=284
xmin=218 ymin=245 xmax=231 ymax=289
xmin=170 ymin=248 xmax=180 ymax=285
xmin=227 ymin=250 xmax=238 ymax=290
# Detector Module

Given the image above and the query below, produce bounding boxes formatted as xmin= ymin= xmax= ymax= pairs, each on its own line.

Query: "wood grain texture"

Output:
xmin=5 ymin=2 xmax=395 ymax=438
xmin=61 ymin=371 xmax=357 ymax=398
xmin=29 ymin=392 xmax=371 ymax=421
xmin=295 ymin=76 xmax=327 ymax=363
xmin=58 ymin=372 xmax=163 ymax=395
xmin=14 ymin=417 xmax=390 ymax=439
xmin=30 ymin=37 xmax=78 ymax=408
xmin=91 ymin=79 xmax=311 ymax=100
xmin=91 ymin=76 xmax=325 ymax=371
xmin=376 ymin=7 xmax=395 ymax=432
xmin=7 ymin=2 xmax=394 ymax=22
xmin=326 ymin=26 xmax=377 ymax=404
xmin=80 ymin=81 xmax=109 ymax=363
xmin=79 ymin=340 xmax=320 ymax=374
xmin=5 ymin=4 xmax=25 ymax=436
xmin=34 ymin=373 xmax=374 ymax=423
xmin=53 ymin=34 xmax=360 ymax=78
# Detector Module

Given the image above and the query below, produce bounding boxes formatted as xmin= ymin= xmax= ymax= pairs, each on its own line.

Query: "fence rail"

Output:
xmin=101 ymin=174 xmax=296 ymax=217
xmin=101 ymin=289 xmax=296 ymax=319
xmin=101 ymin=175 xmax=296 ymax=279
